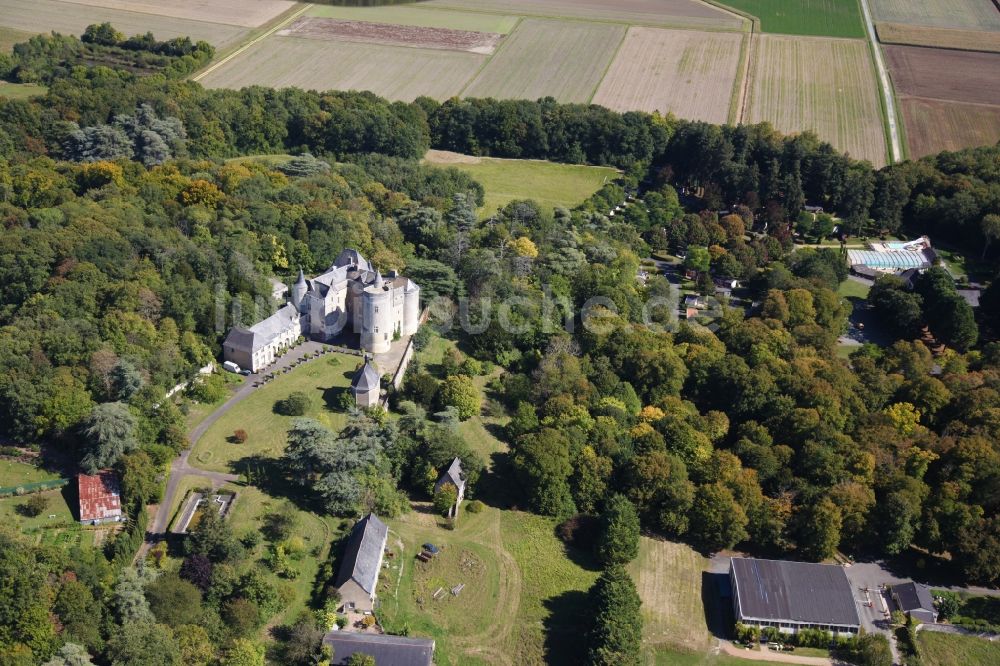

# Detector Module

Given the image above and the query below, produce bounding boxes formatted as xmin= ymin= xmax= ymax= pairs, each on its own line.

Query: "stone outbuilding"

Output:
xmin=434 ymin=457 xmax=467 ymax=517
xmin=350 ymin=358 xmax=381 ymax=408
xmin=335 ymin=513 xmax=388 ymax=614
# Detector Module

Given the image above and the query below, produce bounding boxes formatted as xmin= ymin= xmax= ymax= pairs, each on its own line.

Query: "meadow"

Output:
xmin=719 ymin=0 xmax=865 ymax=38
xmin=0 ymin=82 xmax=48 ymax=100
xmin=188 ymin=352 xmax=358 ymax=474
xmin=916 ymin=631 xmax=1000 ymax=666
xmin=0 ymin=458 xmax=61 ymax=488
xmin=870 ymin=0 xmax=1000 ymax=31
xmin=0 ymin=0 xmax=250 ymax=48
xmin=424 ymin=150 xmax=618 ymax=216
xmin=899 ymin=98 xmax=1000 ymax=159
xmin=747 ymin=35 xmax=887 ymax=166
xmin=461 ymin=18 xmax=626 ymax=103
xmin=592 ymin=27 xmax=743 ymax=123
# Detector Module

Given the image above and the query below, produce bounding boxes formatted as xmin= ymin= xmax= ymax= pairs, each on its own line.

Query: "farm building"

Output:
xmin=350 ymin=357 xmax=381 ymax=408
xmin=847 ymin=237 xmax=937 ymax=275
xmin=323 ymin=632 xmax=434 ymax=666
xmin=730 ymin=557 xmax=861 ymax=636
xmin=335 ymin=513 xmax=388 ymax=613
xmin=435 ymin=457 xmax=467 ymax=517
xmin=77 ymin=471 xmax=123 ymax=525
xmin=891 ymin=582 xmax=937 ymax=624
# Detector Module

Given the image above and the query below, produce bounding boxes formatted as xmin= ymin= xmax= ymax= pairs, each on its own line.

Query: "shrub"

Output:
xmin=19 ymin=493 xmax=49 ymax=517
xmin=556 ymin=514 xmax=600 ymax=550
xmin=232 ymin=429 xmax=248 ymax=443
xmin=361 ymin=615 xmax=376 ymax=628
xmin=466 ymin=500 xmax=484 ymax=514
xmin=275 ymin=391 xmax=312 ymax=416
xmin=336 ymin=615 xmax=348 ymax=630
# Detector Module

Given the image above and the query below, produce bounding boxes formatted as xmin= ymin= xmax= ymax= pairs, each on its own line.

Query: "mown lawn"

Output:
xmin=188 ymin=352 xmax=358 ymax=474
xmin=424 ymin=152 xmax=618 ymax=217
xmin=0 ymin=487 xmax=111 ymax=554
xmin=917 ymin=631 xmax=1000 ymax=666
xmin=837 ymin=278 xmax=871 ymax=300
xmin=720 ymin=0 xmax=865 ymax=38
xmin=0 ymin=459 xmax=61 ymax=488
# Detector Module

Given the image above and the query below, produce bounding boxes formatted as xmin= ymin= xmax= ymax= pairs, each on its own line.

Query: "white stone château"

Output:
xmin=223 ymin=249 xmax=419 ymax=373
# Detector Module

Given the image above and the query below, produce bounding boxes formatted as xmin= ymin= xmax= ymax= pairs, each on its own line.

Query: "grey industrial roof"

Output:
xmin=351 ymin=359 xmax=381 ymax=393
xmin=438 ymin=457 xmax=465 ymax=491
xmin=893 ymin=582 xmax=935 ymax=613
xmin=323 ymin=632 xmax=434 ymax=666
xmin=335 ymin=513 xmax=388 ymax=596
xmin=731 ymin=557 xmax=861 ymax=627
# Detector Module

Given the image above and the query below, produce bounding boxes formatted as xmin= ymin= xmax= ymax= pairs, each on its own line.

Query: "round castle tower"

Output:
xmin=361 ymin=270 xmax=393 ymax=354
xmin=291 ymin=268 xmax=307 ymax=310
xmin=403 ymin=279 xmax=420 ymax=336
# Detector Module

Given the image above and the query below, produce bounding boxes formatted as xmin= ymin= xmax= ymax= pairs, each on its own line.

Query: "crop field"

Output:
xmin=592 ymin=27 xmax=742 ymax=122
xmin=870 ymin=0 xmax=1000 ymax=31
xmin=747 ymin=35 xmax=887 ymax=165
xmin=422 ymin=0 xmax=743 ymax=30
xmin=200 ymin=36 xmax=485 ymax=101
xmin=54 ymin=0 xmax=294 ymax=29
xmin=719 ymin=0 xmax=865 ymax=38
xmin=462 ymin=18 xmax=625 ymax=103
xmin=425 ymin=150 xmax=618 ymax=216
xmin=876 ymin=23 xmax=1000 ymax=52
xmin=884 ymin=45 xmax=1000 ymax=106
xmin=0 ymin=0 xmax=249 ymax=48
xmin=306 ymin=4 xmax=521 ymax=34
xmin=279 ymin=17 xmax=503 ymax=54
xmin=900 ymin=98 xmax=1000 ymax=158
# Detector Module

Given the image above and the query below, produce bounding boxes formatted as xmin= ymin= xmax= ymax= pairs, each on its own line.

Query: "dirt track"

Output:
xmin=280 ymin=17 xmax=503 ymax=54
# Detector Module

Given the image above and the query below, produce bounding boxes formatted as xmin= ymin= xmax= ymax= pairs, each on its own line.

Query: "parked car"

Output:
xmin=223 ymin=361 xmax=240 ymax=373
xmin=239 ymin=369 xmax=252 ymax=376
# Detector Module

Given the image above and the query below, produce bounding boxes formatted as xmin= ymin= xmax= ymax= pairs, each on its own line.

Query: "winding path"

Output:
xmin=857 ymin=0 xmax=903 ymax=163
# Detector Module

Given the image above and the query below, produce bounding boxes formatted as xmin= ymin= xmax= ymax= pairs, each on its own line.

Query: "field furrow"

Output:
xmin=592 ymin=26 xmax=742 ymax=122
xmin=747 ymin=35 xmax=887 ymax=165
xmin=462 ymin=18 xmax=625 ymax=103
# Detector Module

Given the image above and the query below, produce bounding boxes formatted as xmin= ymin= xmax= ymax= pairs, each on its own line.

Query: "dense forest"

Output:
xmin=0 ymin=25 xmax=999 ymax=665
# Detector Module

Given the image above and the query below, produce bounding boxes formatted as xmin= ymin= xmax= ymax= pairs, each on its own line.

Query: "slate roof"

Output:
xmin=78 ymin=471 xmax=122 ymax=522
xmin=224 ymin=303 xmax=299 ymax=353
xmin=437 ymin=457 xmax=465 ymax=492
xmin=351 ymin=359 xmax=381 ymax=393
xmin=731 ymin=557 xmax=860 ymax=627
xmin=333 ymin=248 xmax=371 ymax=272
xmin=335 ymin=514 xmax=388 ymax=596
xmin=893 ymin=582 xmax=935 ymax=613
xmin=323 ymin=632 xmax=434 ymax=666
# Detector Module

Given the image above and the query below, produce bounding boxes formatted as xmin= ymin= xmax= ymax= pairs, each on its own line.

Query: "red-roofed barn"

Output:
xmin=77 ymin=472 xmax=124 ymax=525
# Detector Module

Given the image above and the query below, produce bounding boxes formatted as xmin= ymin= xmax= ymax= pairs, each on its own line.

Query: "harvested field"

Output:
xmin=423 ymin=0 xmax=743 ymax=30
xmin=0 ymin=0 xmax=248 ymax=48
xmin=592 ymin=26 xmax=742 ymax=122
xmin=870 ymin=0 xmax=1000 ymax=31
xmin=877 ymin=22 xmax=1000 ymax=52
xmin=306 ymin=5 xmax=520 ymax=34
xmin=57 ymin=0 xmax=294 ymax=29
xmin=747 ymin=35 xmax=887 ymax=165
xmin=279 ymin=17 xmax=503 ymax=54
xmin=462 ymin=18 xmax=625 ymax=103
xmin=0 ymin=26 xmax=33 ymax=52
xmin=200 ymin=35 xmax=484 ymax=101
xmin=900 ymin=98 xmax=1000 ymax=158
xmin=885 ymin=45 xmax=1000 ymax=106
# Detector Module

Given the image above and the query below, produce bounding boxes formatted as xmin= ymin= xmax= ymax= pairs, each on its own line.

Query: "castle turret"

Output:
xmin=291 ymin=268 xmax=307 ymax=311
xmin=361 ymin=270 xmax=392 ymax=354
xmin=403 ymin=279 xmax=420 ymax=336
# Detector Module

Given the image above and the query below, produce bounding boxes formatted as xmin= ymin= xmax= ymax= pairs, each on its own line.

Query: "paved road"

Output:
xmin=858 ymin=0 xmax=903 ymax=163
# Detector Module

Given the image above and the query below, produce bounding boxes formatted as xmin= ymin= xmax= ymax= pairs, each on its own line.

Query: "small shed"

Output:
xmin=351 ymin=357 xmax=381 ymax=408
xmin=77 ymin=471 xmax=123 ymax=525
xmin=892 ymin=582 xmax=937 ymax=624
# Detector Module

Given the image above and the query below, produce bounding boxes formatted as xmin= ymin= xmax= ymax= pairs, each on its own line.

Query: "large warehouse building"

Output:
xmin=730 ymin=557 xmax=861 ymax=636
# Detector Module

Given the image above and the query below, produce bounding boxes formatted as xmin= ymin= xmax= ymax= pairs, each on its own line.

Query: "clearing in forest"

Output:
xmin=200 ymin=36 xmax=485 ymax=101
xmin=870 ymin=0 xmax=1000 ymax=31
xmin=461 ymin=18 xmax=626 ymax=104
xmin=746 ymin=35 xmax=887 ymax=166
xmin=0 ymin=0 xmax=248 ymax=48
xmin=899 ymin=98 xmax=1000 ymax=159
xmin=718 ymin=0 xmax=865 ymax=38
xmin=422 ymin=0 xmax=743 ymax=30
xmin=49 ymin=0 xmax=294 ymax=29
xmin=876 ymin=23 xmax=1000 ymax=53
xmin=591 ymin=26 xmax=742 ymax=123
xmin=279 ymin=17 xmax=504 ymax=54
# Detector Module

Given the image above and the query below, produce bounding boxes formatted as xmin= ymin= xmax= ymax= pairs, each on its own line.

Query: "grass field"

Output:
xmin=916 ymin=631 xmax=1000 ymax=666
xmin=0 ymin=459 xmax=61 ymax=488
xmin=188 ymin=353 xmax=357 ymax=474
xmin=462 ymin=18 xmax=625 ymax=103
xmin=838 ymin=278 xmax=872 ymax=300
xmin=747 ymin=35 xmax=887 ymax=166
xmin=0 ymin=25 xmax=32 ymax=52
xmin=718 ymin=0 xmax=865 ymax=38
xmin=655 ymin=650 xmax=816 ymax=666
xmin=54 ymin=0 xmax=294 ymax=29
xmin=425 ymin=150 xmax=618 ymax=216
xmin=0 ymin=487 xmax=113 ymax=553
xmin=201 ymin=36 xmax=485 ymax=100
xmin=306 ymin=4 xmax=521 ymax=34
xmin=899 ymin=98 xmax=1000 ymax=159
xmin=0 ymin=82 xmax=48 ymax=99
xmin=876 ymin=23 xmax=1000 ymax=52
xmin=871 ymin=0 xmax=1000 ymax=31
xmin=591 ymin=27 xmax=742 ymax=123
xmin=0 ymin=0 xmax=249 ymax=48
xmin=422 ymin=0 xmax=743 ymax=30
